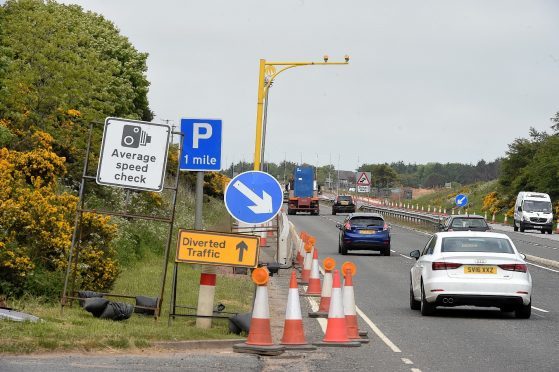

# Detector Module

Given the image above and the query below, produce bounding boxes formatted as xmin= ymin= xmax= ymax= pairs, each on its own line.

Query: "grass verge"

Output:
xmin=0 ymin=189 xmax=252 ymax=354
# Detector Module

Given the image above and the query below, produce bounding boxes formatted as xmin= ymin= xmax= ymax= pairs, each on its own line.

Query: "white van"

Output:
xmin=514 ymin=192 xmax=553 ymax=234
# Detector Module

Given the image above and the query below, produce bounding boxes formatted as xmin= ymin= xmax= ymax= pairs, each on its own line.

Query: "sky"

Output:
xmin=59 ymin=0 xmax=559 ymax=170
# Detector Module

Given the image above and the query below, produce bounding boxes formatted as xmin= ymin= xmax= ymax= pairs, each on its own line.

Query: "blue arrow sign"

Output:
xmin=455 ymin=194 xmax=468 ymax=208
xmin=180 ymin=118 xmax=222 ymax=171
xmin=224 ymin=171 xmax=283 ymax=225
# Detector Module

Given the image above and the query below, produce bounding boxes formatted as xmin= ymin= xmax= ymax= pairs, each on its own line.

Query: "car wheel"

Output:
xmin=420 ymin=281 xmax=435 ymax=316
xmin=338 ymin=240 xmax=341 ymax=254
xmin=548 ymin=229 xmax=553 ymax=235
xmin=540 ymin=230 xmax=546 ymax=234
xmin=410 ymin=281 xmax=420 ymax=310
xmin=332 ymin=210 xmax=336 ymax=215
xmin=383 ymin=247 xmax=391 ymax=256
xmin=513 ymin=221 xmax=518 ymax=232
xmin=341 ymin=243 xmax=348 ymax=255
xmin=519 ymin=225 xmax=525 ymax=233
xmin=515 ymin=300 xmax=531 ymax=319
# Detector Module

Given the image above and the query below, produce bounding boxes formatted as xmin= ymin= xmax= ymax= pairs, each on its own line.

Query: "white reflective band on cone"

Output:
xmin=343 ymin=283 xmax=356 ymax=316
xmin=285 ymin=288 xmax=302 ymax=320
xmin=328 ymin=287 xmax=344 ymax=318
xmin=252 ymin=285 xmax=270 ymax=319
xmin=321 ymin=272 xmax=333 ymax=297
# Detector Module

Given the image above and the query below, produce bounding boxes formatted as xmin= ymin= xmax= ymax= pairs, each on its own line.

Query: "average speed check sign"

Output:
xmin=96 ymin=117 xmax=170 ymax=192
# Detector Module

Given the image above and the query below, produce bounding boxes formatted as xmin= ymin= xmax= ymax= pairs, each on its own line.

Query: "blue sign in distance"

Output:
xmin=455 ymin=194 xmax=468 ymax=208
xmin=224 ymin=171 xmax=283 ymax=225
xmin=180 ymin=118 xmax=222 ymax=171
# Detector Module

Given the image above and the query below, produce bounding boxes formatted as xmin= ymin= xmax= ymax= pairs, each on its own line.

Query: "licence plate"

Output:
xmin=340 ymin=201 xmax=349 ymax=205
xmin=464 ymin=265 xmax=497 ymax=274
xmin=534 ymin=225 xmax=542 ymax=229
xmin=359 ymin=230 xmax=375 ymax=234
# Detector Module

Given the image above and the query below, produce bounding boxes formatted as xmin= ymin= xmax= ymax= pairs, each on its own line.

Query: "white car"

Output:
xmin=409 ymin=232 xmax=532 ymax=318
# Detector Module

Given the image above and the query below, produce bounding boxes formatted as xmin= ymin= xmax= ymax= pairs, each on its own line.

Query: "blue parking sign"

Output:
xmin=224 ymin=171 xmax=283 ymax=224
xmin=180 ymin=118 xmax=222 ymax=171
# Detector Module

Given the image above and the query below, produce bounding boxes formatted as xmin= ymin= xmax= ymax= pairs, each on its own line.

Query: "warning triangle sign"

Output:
xmin=357 ymin=172 xmax=370 ymax=186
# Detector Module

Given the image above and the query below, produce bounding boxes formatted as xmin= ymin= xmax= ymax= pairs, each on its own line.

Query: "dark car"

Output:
xmin=438 ymin=215 xmax=490 ymax=232
xmin=332 ymin=195 xmax=356 ymax=215
xmin=336 ymin=213 xmax=391 ymax=256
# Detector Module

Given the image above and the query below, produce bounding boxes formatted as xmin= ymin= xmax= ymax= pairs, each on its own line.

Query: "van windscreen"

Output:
xmin=523 ymin=200 xmax=552 ymax=213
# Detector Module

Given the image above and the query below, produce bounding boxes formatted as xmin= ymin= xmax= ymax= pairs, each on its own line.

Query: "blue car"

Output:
xmin=337 ymin=213 xmax=391 ymax=256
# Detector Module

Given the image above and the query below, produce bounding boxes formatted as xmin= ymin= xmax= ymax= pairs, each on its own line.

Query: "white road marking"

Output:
xmin=400 ymin=254 xmax=413 ymax=260
xmin=531 ymin=306 xmax=549 ymax=313
xmin=355 ymin=306 xmax=401 ymax=353
xmin=306 ymin=294 xmax=328 ymax=332
xmin=527 ymin=262 xmax=559 ymax=273
xmin=401 ymin=358 xmax=413 ymax=364
xmin=411 ymin=368 xmax=422 ymax=372
xmin=391 ymin=249 xmax=396 ymax=252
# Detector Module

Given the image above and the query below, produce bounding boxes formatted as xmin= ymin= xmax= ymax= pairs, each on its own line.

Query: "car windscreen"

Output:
xmin=337 ymin=196 xmax=352 ymax=202
xmin=450 ymin=218 xmax=488 ymax=228
xmin=523 ymin=200 xmax=552 ymax=213
xmin=349 ymin=217 xmax=384 ymax=227
xmin=441 ymin=237 xmax=514 ymax=254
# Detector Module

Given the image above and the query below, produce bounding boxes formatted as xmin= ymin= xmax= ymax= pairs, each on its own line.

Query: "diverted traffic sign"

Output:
xmin=224 ymin=171 xmax=283 ymax=225
xmin=180 ymin=118 xmax=222 ymax=171
xmin=356 ymin=172 xmax=371 ymax=186
xmin=455 ymin=194 xmax=468 ymax=207
xmin=97 ymin=117 xmax=170 ymax=192
xmin=176 ymin=230 xmax=259 ymax=268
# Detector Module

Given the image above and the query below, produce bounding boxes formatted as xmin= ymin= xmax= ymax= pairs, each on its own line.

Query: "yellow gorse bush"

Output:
xmin=0 ymin=134 xmax=118 ymax=295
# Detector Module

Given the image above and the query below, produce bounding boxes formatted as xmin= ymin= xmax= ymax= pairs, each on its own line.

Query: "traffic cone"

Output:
xmin=299 ymin=243 xmax=313 ymax=284
xmin=309 ymin=257 xmax=335 ymax=318
xmin=234 ymin=268 xmax=285 ymax=356
xmin=296 ymin=232 xmax=308 ymax=267
xmin=305 ymin=248 xmax=321 ymax=296
xmin=280 ymin=271 xmax=316 ymax=350
xmin=342 ymin=263 xmax=369 ymax=344
xmin=313 ymin=270 xmax=360 ymax=347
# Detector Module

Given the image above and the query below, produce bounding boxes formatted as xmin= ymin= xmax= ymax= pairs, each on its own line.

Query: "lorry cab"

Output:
xmin=514 ymin=192 xmax=553 ymax=234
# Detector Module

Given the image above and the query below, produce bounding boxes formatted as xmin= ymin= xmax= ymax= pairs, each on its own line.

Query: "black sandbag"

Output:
xmin=100 ymin=301 xmax=134 ymax=321
xmin=83 ymin=297 xmax=109 ymax=318
xmin=134 ymin=296 xmax=158 ymax=315
xmin=77 ymin=291 xmax=104 ymax=307
xmin=229 ymin=312 xmax=251 ymax=334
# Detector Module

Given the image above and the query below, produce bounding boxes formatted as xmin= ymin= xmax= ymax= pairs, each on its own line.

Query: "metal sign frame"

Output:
xmin=60 ymin=121 xmax=182 ymax=318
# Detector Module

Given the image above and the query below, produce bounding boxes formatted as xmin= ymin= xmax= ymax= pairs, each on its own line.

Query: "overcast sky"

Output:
xmin=59 ymin=0 xmax=559 ymax=170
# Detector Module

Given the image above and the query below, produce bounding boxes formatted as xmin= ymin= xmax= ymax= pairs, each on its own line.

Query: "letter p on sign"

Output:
xmin=193 ymin=123 xmax=212 ymax=149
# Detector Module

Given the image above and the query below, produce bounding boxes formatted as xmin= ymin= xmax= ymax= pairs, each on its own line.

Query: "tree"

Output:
xmin=0 ymin=0 xmax=152 ymax=185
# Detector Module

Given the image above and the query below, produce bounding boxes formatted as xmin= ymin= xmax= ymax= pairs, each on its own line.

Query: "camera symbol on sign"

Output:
xmin=121 ymin=125 xmax=151 ymax=148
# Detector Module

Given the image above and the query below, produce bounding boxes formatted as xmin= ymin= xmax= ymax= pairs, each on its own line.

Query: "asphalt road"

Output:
xmin=288 ymin=205 xmax=559 ymax=372
xmin=3 ymin=205 xmax=558 ymax=372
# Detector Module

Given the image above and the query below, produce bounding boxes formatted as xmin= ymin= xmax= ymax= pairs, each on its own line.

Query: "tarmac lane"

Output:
xmin=287 ymin=207 xmax=559 ymax=372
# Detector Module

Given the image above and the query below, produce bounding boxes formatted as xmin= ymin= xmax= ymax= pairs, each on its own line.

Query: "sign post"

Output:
xmin=179 ymin=118 xmax=223 ymax=329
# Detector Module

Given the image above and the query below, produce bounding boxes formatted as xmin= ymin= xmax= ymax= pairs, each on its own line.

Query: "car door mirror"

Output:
xmin=520 ymin=253 xmax=526 ymax=260
xmin=517 ymin=206 xmax=522 ymax=212
xmin=410 ymin=250 xmax=421 ymax=260
xmin=336 ymin=222 xmax=342 ymax=229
